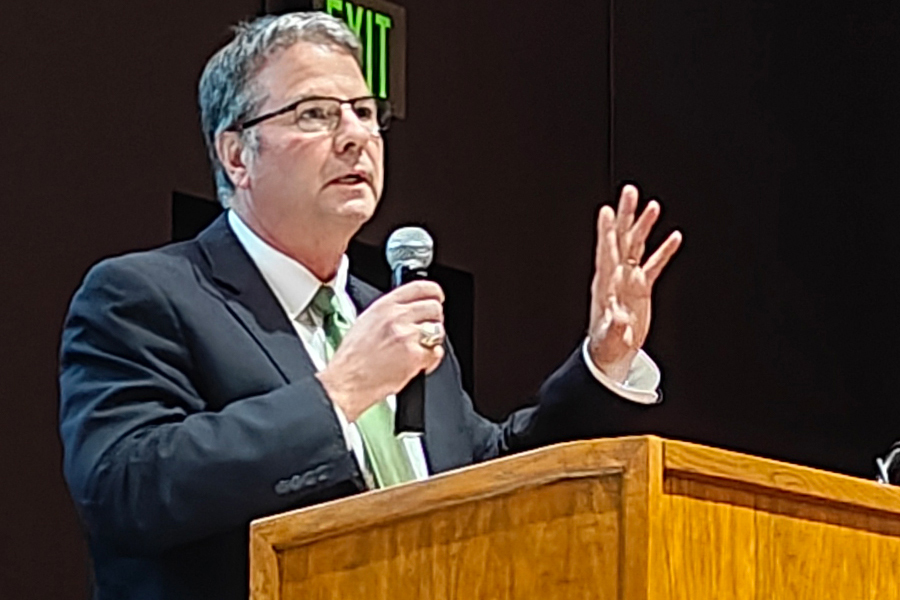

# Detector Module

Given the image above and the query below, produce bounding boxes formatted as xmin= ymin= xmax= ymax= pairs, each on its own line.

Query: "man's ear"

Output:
xmin=215 ymin=131 xmax=251 ymax=190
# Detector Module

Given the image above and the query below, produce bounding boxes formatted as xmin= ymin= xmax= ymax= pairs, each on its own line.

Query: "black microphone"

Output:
xmin=385 ymin=226 xmax=434 ymax=436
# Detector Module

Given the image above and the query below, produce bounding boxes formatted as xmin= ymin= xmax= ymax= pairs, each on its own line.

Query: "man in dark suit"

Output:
xmin=59 ymin=12 xmax=681 ymax=600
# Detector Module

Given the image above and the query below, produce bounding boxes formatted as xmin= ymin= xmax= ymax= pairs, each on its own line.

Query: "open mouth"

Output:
xmin=330 ymin=173 xmax=369 ymax=185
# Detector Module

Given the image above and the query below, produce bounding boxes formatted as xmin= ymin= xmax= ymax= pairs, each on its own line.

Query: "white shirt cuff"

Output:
xmin=331 ymin=402 xmax=355 ymax=450
xmin=580 ymin=339 xmax=661 ymax=405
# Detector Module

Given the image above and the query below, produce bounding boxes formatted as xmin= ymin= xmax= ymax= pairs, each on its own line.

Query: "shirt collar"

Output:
xmin=227 ymin=210 xmax=350 ymax=321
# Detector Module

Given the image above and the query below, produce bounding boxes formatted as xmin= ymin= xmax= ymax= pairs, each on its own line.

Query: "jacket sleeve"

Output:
xmin=452 ymin=345 xmax=661 ymax=463
xmin=59 ymin=258 xmax=363 ymax=556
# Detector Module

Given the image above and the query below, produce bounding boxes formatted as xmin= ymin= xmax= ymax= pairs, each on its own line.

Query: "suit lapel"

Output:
xmin=196 ymin=214 xmax=316 ymax=384
xmin=346 ymin=275 xmax=382 ymax=314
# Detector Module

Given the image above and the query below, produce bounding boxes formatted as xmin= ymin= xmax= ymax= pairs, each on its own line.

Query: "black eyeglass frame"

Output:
xmin=228 ymin=95 xmax=392 ymax=133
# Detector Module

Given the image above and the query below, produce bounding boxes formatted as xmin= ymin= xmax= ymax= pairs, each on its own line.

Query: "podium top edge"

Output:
xmin=251 ymin=436 xmax=900 ymax=546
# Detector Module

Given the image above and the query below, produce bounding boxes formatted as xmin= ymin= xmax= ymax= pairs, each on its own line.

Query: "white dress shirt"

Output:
xmin=227 ymin=210 xmax=661 ymax=485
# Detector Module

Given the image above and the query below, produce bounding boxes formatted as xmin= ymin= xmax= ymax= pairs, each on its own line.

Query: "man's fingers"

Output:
xmin=595 ymin=205 xmax=617 ymax=275
xmin=616 ymin=184 xmax=639 ymax=237
xmin=389 ymin=280 xmax=445 ymax=304
xmin=627 ymin=200 xmax=660 ymax=262
xmin=402 ymin=299 xmax=445 ymax=324
xmin=643 ymin=231 xmax=683 ymax=285
xmin=592 ymin=300 xmax=636 ymax=348
xmin=616 ymin=186 xmax=638 ymax=260
xmin=602 ymin=223 xmax=622 ymax=294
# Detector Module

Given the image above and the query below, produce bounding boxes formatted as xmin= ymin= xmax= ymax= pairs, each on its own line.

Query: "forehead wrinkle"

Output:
xmin=254 ymin=43 xmax=367 ymax=111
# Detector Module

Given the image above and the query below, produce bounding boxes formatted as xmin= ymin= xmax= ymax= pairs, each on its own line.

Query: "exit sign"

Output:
xmin=312 ymin=0 xmax=407 ymax=118
xmin=265 ymin=0 xmax=407 ymax=117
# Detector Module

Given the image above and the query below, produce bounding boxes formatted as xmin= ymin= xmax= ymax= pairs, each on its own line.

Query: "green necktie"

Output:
xmin=309 ymin=286 xmax=416 ymax=488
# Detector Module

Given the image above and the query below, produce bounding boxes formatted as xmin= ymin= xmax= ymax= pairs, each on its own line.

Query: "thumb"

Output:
xmin=424 ymin=346 xmax=445 ymax=375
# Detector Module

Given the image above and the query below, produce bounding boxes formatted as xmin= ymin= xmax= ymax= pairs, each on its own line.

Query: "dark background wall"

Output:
xmin=0 ymin=3 xmax=260 ymax=597
xmin=611 ymin=0 xmax=900 ymax=475
xmin=2 ymin=0 xmax=898 ymax=597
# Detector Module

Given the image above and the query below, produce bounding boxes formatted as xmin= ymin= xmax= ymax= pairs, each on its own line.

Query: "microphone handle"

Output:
xmin=395 ymin=372 xmax=425 ymax=436
xmin=392 ymin=264 xmax=429 ymax=436
xmin=392 ymin=264 xmax=427 ymax=288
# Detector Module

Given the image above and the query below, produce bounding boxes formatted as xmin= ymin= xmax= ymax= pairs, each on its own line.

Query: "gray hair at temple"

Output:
xmin=198 ymin=12 xmax=362 ymax=207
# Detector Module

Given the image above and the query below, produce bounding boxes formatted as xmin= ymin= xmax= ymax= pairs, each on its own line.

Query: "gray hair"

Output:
xmin=198 ymin=12 xmax=362 ymax=207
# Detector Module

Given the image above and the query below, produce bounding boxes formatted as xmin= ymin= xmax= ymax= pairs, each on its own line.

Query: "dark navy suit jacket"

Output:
xmin=59 ymin=214 xmax=655 ymax=600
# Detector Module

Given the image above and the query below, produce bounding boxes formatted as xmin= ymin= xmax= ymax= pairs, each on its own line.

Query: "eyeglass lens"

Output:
xmin=293 ymin=98 xmax=388 ymax=133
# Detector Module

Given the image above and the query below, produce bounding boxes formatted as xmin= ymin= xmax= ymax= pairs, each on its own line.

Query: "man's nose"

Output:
xmin=333 ymin=104 xmax=375 ymax=153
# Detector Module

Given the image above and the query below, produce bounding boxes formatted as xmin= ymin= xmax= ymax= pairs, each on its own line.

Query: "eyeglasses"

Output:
xmin=230 ymin=95 xmax=391 ymax=135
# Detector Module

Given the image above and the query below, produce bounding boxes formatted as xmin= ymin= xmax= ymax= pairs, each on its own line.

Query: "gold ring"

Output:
xmin=418 ymin=321 xmax=444 ymax=349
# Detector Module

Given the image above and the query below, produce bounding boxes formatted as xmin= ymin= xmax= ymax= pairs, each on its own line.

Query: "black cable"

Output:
xmin=876 ymin=446 xmax=900 ymax=484
xmin=608 ymin=0 xmax=615 ymax=190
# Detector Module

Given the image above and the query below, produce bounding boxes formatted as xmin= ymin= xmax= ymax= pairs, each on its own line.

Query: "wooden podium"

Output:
xmin=249 ymin=436 xmax=900 ymax=599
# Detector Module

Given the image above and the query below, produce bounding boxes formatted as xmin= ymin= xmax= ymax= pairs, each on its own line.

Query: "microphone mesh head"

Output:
xmin=386 ymin=226 xmax=434 ymax=270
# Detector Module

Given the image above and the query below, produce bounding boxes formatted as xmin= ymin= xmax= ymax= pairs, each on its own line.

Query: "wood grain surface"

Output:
xmin=250 ymin=436 xmax=900 ymax=600
xmin=655 ymin=439 xmax=900 ymax=599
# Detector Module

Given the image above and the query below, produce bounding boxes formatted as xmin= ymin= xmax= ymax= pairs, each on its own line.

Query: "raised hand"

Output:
xmin=588 ymin=184 xmax=682 ymax=382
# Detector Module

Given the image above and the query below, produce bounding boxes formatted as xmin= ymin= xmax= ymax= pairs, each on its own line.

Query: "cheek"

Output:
xmin=369 ymin=144 xmax=386 ymax=185
xmin=273 ymin=140 xmax=327 ymax=188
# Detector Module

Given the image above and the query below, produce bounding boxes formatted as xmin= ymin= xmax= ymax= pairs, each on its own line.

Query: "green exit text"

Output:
xmin=325 ymin=0 xmax=392 ymax=99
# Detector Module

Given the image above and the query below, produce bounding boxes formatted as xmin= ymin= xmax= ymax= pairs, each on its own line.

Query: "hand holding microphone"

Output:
xmin=315 ymin=227 xmax=442 ymax=431
xmin=386 ymin=227 xmax=440 ymax=435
